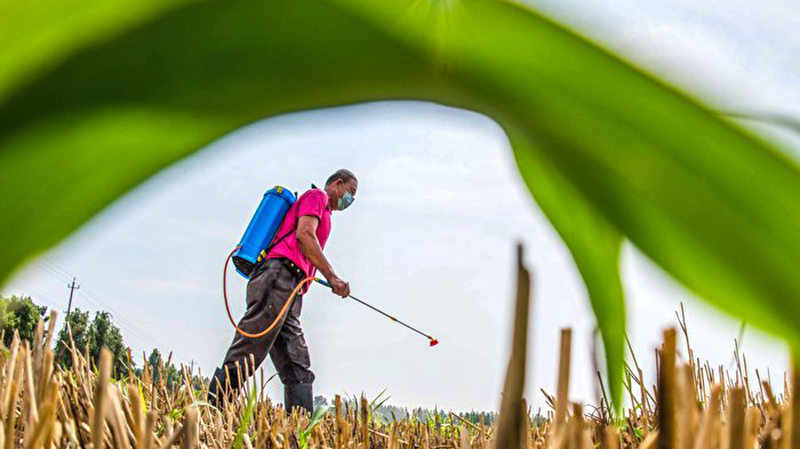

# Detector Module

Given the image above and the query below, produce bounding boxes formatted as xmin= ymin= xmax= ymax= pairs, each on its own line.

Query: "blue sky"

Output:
xmin=3 ymin=0 xmax=799 ymax=412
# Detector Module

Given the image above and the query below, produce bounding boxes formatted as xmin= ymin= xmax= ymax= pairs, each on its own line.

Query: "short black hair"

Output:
xmin=325 ymin=169 xmax=357 ymax=187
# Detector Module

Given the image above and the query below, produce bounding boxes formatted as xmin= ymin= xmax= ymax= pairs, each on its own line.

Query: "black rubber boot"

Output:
xmin=208 ymin=367 xmax=239 ymax=408
xmin=284 ymin=383 xmax=314 ymax=415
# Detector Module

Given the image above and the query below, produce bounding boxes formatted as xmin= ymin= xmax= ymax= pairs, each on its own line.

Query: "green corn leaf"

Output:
xmin=369 ymin=389 xmax=387 ymax=410
xmin=724 ymin=112 xmax=800 ymax=136
xmin=508 ymin=127 xmax=625 ymax=411
xmin=3 ymin=0 xmax=800 ymax=413
xmin=374 ymin=394 xmax=392 ymax=412
xmin=0 ymin=0 xmax=199 ymax=102
xmin=299 ymin=405 xmax=328 ymax=449
xmin=308 ymin=405 xmax=329 ymax=429
xmin=299 ymin=428 xmax=308 ymax=449
xmin=233 ymin=388 xmax=257 ymax=449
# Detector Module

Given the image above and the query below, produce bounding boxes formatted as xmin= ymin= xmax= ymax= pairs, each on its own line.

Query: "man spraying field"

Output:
xmin=209 ymin=169 xmax=357 ymax=412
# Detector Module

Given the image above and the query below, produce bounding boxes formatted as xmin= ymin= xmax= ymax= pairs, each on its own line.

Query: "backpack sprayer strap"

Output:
xmin=257 ymin=184 xmax=324 ymax=263
xmin=249 ymin=227 xmax=295 ymax=278
xmin=253 ymin=186 xmax=310 ymax=271
xmin=256 ymin=226 xmax=295 ymax=263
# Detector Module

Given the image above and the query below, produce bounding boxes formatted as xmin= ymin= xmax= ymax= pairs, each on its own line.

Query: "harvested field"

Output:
xmin=0 ymin=252 xmax=794 ymax=448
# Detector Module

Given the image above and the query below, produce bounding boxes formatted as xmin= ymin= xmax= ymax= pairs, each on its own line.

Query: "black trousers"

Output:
xmin=211 ymin=258 xmax=314 ymax=401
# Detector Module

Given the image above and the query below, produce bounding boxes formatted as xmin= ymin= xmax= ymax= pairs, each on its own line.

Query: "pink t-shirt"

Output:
xmin=266 ymin=188 xmax=332 ymax=289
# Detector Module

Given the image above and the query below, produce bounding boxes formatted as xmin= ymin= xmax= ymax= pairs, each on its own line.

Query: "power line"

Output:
xmin=33 ymin=260 xmax=72 ymax=284
xmin=38 ymin=259 xmax=73 ymax=281
xmin=45 ymin=258 xmax=157 ymax=343
xmin=78 ymin=287 xmax=159 ymax=348
xmin=76 ymin=287 xmax=159 ymax=349
xmin=79 ymin=285 xmax=153 ymax=336
xmin=33 ymin=257 xmax=161 ymax=350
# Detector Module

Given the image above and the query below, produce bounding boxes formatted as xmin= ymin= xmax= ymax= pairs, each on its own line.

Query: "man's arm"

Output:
xmin=296 ymin=215 xmax=350 ymax=297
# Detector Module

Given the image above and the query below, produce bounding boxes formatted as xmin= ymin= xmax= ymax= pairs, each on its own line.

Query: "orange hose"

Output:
xmin=223 ymin=246 xmax=314 ymax=339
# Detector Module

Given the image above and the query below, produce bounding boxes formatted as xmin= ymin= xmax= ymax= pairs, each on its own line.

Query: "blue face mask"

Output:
xmin=337 ymin=190 xmax=354 ymax=210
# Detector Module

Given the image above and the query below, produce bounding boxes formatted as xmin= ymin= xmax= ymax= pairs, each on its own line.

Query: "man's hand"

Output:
xmin=329 ymin=276 xmax=350 ymax=298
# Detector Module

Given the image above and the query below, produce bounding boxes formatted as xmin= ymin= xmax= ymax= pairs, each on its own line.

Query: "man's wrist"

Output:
xmin=321 ymin=268 xmax=337 ymax=282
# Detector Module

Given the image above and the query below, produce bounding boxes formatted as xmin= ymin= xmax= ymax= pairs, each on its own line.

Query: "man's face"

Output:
xmin=335 ymin=178 xmax=358 ymax=210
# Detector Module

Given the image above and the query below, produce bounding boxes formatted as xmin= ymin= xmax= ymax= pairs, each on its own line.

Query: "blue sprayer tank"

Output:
xmin=233 ymin=186 xmax=296 ymax=278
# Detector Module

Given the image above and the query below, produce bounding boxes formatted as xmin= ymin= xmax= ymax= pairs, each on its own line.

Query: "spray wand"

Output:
xmin=314 ymin=278 xmax=439 ymax=347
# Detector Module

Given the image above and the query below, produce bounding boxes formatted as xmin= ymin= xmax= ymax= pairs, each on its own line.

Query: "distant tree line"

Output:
xmin=0 ymin=295 xmax=134 ymax=375
xmin=314 ymin=394 xmax=498 ymax=426
xmin=0 ymin=294 xmax=205 ymax=392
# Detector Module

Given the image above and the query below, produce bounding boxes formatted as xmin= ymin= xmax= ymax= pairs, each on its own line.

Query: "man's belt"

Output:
xmin=276 ymin=257 xmax=306 ymax=283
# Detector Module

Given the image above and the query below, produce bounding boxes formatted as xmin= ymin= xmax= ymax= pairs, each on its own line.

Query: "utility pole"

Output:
xmin=66 ymin=277 xmax=80 ymax=320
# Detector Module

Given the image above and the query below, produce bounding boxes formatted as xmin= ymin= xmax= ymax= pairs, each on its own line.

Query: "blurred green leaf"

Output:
xmin=2 ymin=0 xmax=800 ymax=412
xmin=0 ymin=0 xmax=199 ymax=102
xmin=509 ymin=128 xmax=625 ymax=411
xmin=724 ymin=111 xmax=800 ymax=135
